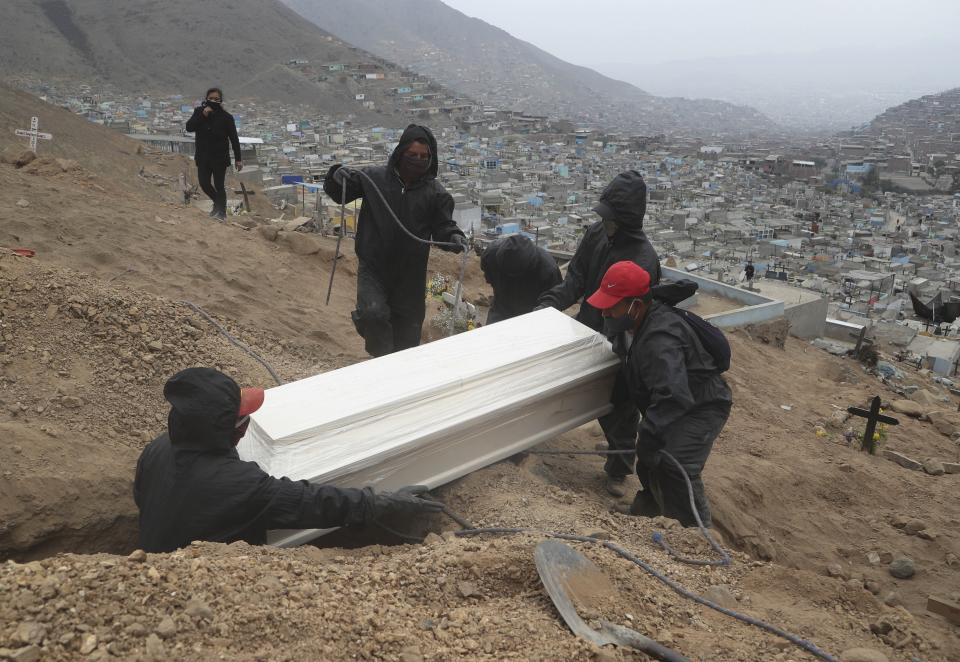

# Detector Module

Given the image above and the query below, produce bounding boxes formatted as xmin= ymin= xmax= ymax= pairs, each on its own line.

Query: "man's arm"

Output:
xmin=536 ymin=232 xmax=590 ymax=311
xmin=635 ymin=329 xmax=696 ymax=439
xmin=185 ymin=107 xmax=205 ymax=133
xmin=227 ymin=116 xmax=242 ymax=166
xmin=323 ymin=164 xmax=364 ymax=205
xmin=247 ymin=473 xmax=373 ymax=530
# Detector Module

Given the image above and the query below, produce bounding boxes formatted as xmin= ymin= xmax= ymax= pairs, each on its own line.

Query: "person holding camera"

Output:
xmin=186 ymin=87 xmax=242 ymax=221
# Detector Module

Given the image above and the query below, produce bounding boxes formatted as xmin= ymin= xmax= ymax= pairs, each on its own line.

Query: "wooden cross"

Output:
xmin=14 ymin=116 xmax=53 ymax=152
xmin=847 ymin=395 xmax=899 ymax=454
xmin=233 ymin=182 xmax=256 ymax=212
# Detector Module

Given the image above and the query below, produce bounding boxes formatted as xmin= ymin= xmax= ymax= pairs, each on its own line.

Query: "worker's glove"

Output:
xmin=328 ymin=164 xmax=354 ymax=186
xmin=370 ymin=485 xmax=444 ymax=521
xmin=449 ymin=234 xmax=469 ymax=254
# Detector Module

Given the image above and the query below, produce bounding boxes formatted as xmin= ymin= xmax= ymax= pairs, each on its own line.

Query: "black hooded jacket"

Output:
xmin=323 ymin=125 xmax=464 ymax=279
xmin=481 ymin=234 xmax=561 ymax=323
xmin=133 ymin=368 xmax=373 ymax=553
xmin=537 ymin=170 xmax=662 ymax=332
xmin=614 ymin=302 xmax=732 ymax=443
xmin=185 ymin=105 xmax=241 ymax=166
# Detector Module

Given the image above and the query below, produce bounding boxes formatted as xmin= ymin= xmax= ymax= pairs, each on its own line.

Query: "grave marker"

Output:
xmin=847 ymin=395 xmax=899 ymax=454
xmin=14 ymin=116 xmax=53 ymax=152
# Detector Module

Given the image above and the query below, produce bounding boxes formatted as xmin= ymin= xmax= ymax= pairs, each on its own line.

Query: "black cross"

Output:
xmin=847 ymin=396 xmax=899 ymax=454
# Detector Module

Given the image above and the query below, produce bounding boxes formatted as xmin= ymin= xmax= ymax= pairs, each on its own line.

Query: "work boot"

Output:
xmin=208 ymin=207 xmax=218 ymax=218
xmin=604 ymin=475 xmax=628 ymax=498
xmin=212 ymin=208 xmax=227 ymax=222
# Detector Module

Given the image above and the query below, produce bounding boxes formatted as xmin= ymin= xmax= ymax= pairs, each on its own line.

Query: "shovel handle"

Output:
xmin=599 ymin=621 xmax=692 ymax=662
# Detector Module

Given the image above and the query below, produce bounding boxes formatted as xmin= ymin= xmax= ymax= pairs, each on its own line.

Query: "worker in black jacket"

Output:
xmin=537 ymin=170 xmax=661 ymax=497
xmin=324 ymin=124 xmax=468 ymax=357
xmin=587 ymin=261 xmax=732 ymax=527
xmin=185 ymin=87 xmax=242 ymax=221
xmin=133 ymin=368 xmax=442 ymax=553
xmin=480 ymin=234 xmax=561 ymax=324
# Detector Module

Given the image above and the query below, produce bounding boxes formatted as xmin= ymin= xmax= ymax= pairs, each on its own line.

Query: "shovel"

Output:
xmin=534 ymin=539 xmax=692 ymax=662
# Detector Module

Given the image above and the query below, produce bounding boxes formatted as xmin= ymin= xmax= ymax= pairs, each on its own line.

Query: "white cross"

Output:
xmin=14 ymin=116 xmax=53 ymax=152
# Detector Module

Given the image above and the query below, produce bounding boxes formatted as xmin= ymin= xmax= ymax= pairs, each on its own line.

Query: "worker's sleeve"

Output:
xmin=185 ymin=107 xmax=204 ymax=132
xmin=228 ymin=116 xmax=242 ymax=162
xmin=247 ymin=472 xmax=374 ymax=530
xmin=635 ymin=330 xmax=697 ymax=440
xmin=323 ymin=164 xmax=364 ymax=204
xmin=430 ymin=188 xmax=464 ymax=245
xmin=133 ymin=453 xmax=144 ymax=509
xmin=536 ymin=235 xmax=588 ymax=311
xmin=543 ymin=255 xmax=563 ymax=290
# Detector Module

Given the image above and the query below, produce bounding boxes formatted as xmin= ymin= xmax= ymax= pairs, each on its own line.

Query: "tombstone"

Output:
xmin=14 ymin=116 xmax=53 ymax=152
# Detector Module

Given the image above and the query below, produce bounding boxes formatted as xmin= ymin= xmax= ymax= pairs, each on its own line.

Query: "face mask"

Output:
xmin=205 ymin=99 xmax=221 ymax=109
xmin=602 ymin=300 xmax=638 ymax=338
xmin=603 ymin=219 xmax=618 ymax=238
xmin=401 ymin=153 xmax=431 ymax=173
xmin=232 ymin=415 xmax=250 ymax=447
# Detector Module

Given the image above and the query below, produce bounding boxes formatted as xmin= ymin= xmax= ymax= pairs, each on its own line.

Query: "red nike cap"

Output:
xmin=586 ymin=261 xmax=652 ymax=310
xmin=238 ymin=387 xmax=265 ymax=417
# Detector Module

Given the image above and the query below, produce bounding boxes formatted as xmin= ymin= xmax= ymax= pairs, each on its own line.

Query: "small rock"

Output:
xmin=866 ymin=551 xmax=881 ymax=565
xmin=184 ymin=599 xmax=214 ymax=621
xmin=840 ymin=647 xmax=889 ymax=662
xmin=79 ymin=633 xmax=98 ymax=655
xmin=147 ymin=340 xmax=163 ymax=352
xmin=827 ymin=563 xmax=848 ymax=579
xmin=702 ymin=584 xmax=739 ymax=609
xmin=457 ymin=581 xmax=479 ymax=598
xmin=943 ymin=462 xmax=960 ymax=474
xmin=16 ymin=198 xmax=30 ymax=208
xmin=865 ymin=580 xmax=881 ymax=595
xmin=9 ymin=646 xmax=42 ymax=662
xmin=883 ymin=591 xmax=901 ymax=606
xmin=889 ymin=399 xmax=925 ymax=417
xmin=60 ymin=396 xmax=82 ymax=409
xmin=918 ymin=530 xmax=937 ymax=541
xmin=124 ymin=622 xmax=147 ymax=637
xmin=903 ymin=519 xmax=927 ymax=535
xmin=889 ymin=556 xmax=915 ymax=579
xmin=923 ymin=459 xmax=945 ymax=476
xmin=127 ymin=549 xmax=147 ymax=563
xmin=838 ymin=462 xmax=854 ymax=473
xmin=145 ymin=633 xmax=165 ymax=659
xmin=15 ymin=622 xmax=47 ymax=646
xmin=423 ymin=532 xmax=444 ymax=546
xmin=156 ymin=616 xmax=177 ymax=639
xmin=882 ymin=449 xmax=922 ymax=471
xmin=925 ymin=411 xmax=958 ymax=437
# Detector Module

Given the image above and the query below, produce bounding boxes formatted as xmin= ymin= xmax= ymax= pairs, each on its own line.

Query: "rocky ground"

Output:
xmin=1 ymin=88 xmax=959 ymax=661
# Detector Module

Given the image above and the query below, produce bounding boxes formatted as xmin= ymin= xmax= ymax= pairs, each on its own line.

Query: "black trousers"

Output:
xmin=353 ymin=260 xmax=426 ymax=357
xmin=599 ymin=371 xmax=639 ymax=477
xmin=197 ymin=160 xmax=228 ymax=212
xmin=634 ymin=402 xmax=730 ymax=527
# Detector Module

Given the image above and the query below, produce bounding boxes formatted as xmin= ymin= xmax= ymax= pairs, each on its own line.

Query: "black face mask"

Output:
xmin=205 ymin=100 xmax=221 ymax=110
xmin=400 ymin=152 xmax=431 ymax=174
xmin=601 ymin=300 xmax=638 ymax=338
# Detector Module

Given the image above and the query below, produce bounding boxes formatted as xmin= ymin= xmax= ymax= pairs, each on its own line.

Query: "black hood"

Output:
xmin=164 ymin=368 xmax=240 ymax=452
xmin=388 ymin=124 xmax=439 ymax=180
xmin=497 ymin=234 xmax=541 ymax=277
xmin=594 ymin=170 xmax=647 ymax=238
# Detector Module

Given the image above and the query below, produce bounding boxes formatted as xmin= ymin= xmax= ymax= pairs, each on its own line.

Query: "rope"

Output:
xmin=180 ymin=300 xmax=284 ymax=386
xmin=529 ymin=449 xmax=635 ymax=456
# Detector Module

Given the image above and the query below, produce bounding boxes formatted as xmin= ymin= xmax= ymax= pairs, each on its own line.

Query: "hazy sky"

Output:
xmin=440 ymin=0 xmax=960 ymax=66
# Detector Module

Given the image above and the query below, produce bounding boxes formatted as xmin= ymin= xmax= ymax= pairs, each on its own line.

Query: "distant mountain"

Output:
xmin=595 ymin=43 xmax=960 ymax=132
xmin=282 ymin=0 xmax=778 ymax=136
xmin=866 ymin=87 xmax=960 ymax=136
xmin=0 ymin=0 xmax=458 ymax=120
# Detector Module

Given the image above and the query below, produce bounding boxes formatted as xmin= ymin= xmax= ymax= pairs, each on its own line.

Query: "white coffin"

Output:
xmin=238 ymin=307 xmax=619 ymax=546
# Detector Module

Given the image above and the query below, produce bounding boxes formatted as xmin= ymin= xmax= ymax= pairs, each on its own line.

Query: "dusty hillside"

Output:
xmin=1 ymin=89 xmax=959 ymax=661
xmin=0 ymin=0 xmax=424 ymax=116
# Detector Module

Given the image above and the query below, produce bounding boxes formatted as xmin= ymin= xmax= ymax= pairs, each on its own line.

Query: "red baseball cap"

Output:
xmin=238 ymin=387 xmax=265 ymax=417
xmin=586 ymin=261 xmax=652 ymax=310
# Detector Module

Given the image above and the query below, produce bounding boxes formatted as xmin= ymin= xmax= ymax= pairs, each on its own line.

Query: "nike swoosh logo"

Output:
xmin=606 ymin=283 xmax=616 ymax=288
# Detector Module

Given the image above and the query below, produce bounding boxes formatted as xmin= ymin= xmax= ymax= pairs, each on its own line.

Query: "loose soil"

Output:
xmin=1 ymin=86 xmax=958 ymax=662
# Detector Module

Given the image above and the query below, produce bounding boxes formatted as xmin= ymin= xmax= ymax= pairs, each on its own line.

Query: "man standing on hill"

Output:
xmin=587 ymin=262 xmax=732 ymax=527
xmin=481 ymin=234 xmax=561 ymax=324
xmin=134 ymin=368 xmax=442 ymax=552
xmin=324 ymin=124 xmax=468 ymax=357
xmin=186 ymin=87 xmax=242 ymax=221
xmin=537 ymin=170 xmax=662 ymax=498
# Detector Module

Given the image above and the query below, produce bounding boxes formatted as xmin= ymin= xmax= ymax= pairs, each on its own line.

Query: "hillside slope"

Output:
xmin=283 ymin=0 xmax=779 ymax=136
xmin=0 ymin=0 xmax=449 ymax=118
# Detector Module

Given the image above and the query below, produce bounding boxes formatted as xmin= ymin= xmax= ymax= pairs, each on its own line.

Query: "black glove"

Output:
xmin=370 ymin=485 xmax=444 ymax=521
xmin=450 ymin=234 xmax=469 ymax=254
